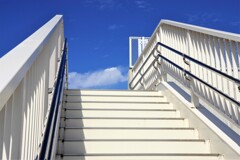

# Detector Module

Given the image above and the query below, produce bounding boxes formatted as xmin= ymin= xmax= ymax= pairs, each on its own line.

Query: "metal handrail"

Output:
xmin=158 ymin=42 xmax=240 ymax=85
xmin=159 ymin=53 xmax=240 ymax=106
xmin=38 ymin=38 xmax=68 ymax=160
xmin=130 ymin=54 xmax=160 ymax=89
xmin=130 ymin=42 xmax=240 ymax=106
xmin=129 ymin=45 xmax=158 ymax=88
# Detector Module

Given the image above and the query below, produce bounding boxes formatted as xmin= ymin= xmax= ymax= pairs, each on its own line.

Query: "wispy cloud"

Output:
xmin=68 ymin=67 xmax=127 ymax=89
xmin=108 ymin=24 xmax=124 ymax=30
xmin=69 ymin=37 xmax=80 ymax=41
xmin=135 ymin=0 xmax=149 ymax=9
xmin=84 ymin=0 xmax=120 ymax=10
xmin=230 ymin=21 xmax=240 ymax=26
xmin=186 ymin=12 xmax=221 ymax=24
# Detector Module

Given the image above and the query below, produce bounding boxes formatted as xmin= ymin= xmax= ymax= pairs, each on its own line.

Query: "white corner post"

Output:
xmin=187 ymin=30 xmax=199 ymax=108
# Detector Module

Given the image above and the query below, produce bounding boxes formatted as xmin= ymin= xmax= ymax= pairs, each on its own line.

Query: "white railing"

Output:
xmin=129 ymin=20 xmax=240 ymax=133
xmin=0 ymin=15 xmax=65 ymax=159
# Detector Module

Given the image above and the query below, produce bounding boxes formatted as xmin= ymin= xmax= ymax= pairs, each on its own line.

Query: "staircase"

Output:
xmin=56 ymin=89 xmax=222 ymax=160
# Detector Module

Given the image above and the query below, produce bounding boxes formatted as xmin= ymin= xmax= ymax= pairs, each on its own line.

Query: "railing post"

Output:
xmin=128 ymin=68 xmax=133 ymax=90
xmin=190 ymin=80 xmax=199 ymax=107
xmin=187 ymin=30 xmax=199 ymax=108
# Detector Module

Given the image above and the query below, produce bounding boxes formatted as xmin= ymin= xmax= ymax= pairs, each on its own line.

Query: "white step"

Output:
xmin=57 ymin=89 xmax=221 ymax=160
xmin=65 ymin=89 xmax=162 ymax=96
xmin=62 ymin=128 xmax=199 ymax=139
xmin=63 ymin=109 xmax=180 ymax=118
xmin=56 ymin=154 xmax=221 ymax=160
xmin=61 ymin=118 xmax=189 ymax=128
xmin=65 ymin=102 xmax=172 ymax=110
xmin=58 ymin=140 xmax=210 ymax=154
xmin=66 ymin=95 xmax=167 ymax=103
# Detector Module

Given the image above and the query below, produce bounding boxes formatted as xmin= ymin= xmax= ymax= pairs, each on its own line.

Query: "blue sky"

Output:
xmin=0 ymin=0 xmax=239 ymax=89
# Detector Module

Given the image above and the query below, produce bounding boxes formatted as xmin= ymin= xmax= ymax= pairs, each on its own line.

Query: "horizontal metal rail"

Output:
xmin=159 ymin=53 xmax=240 ymax=106
xmin=130 ymin=54 xmax=160 ymax=89
xmin=129 ymin=45 xmax=158 ymax=88
xmin=38 ymin=39 xmax=67 ymax=160
xmin=158 ymin=42 xmax=240 ymax=85
xmin=130 ymin=42 xmax=240 ymax=106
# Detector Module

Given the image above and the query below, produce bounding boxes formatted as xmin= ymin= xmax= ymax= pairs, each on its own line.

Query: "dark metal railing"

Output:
xmin=158 ymin=42 xmax=240 ymax=85
xmin=129 ymin=42 xmax=240 ymax=106
xmin=38 ymin=39 xmax=68 ymax=160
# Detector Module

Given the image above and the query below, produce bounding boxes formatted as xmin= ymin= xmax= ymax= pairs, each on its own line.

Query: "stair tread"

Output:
xmin=60 ymin=139 xmax=205 ymax=142
xmin=58 ymin=153 xmax=221 ymax=156
xmin=56 ymin=154 xmax=221 ymax=160
xmin=66 ymin=94 xmax=163 ymax=97
xmin=58 ymin=89 xmax=220 ymax=158
xmin=65 ymin=101 xmax=169 ymax=104
xmin=63 ymin=108 xmax=176 ymax=111
xmin=62 ymin=117 xmax=185 ymax=120
xmin=61 ymin=127 xmax=194 ymax=129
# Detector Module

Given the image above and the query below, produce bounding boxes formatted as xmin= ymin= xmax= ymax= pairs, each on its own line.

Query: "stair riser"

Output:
xmin=66 ymin=96 xmax=167 ymax=102
xmin=57 ymin=155 xmax=220 ymax=160
xmin=62 ymin=110 xmax=180 ymax=118
xmin=64 ymin=90 xmax=162 ymax=96
xmin=58 ymin=141 xmax=210 ymax=154
xmin=62 ymin=129 xmax=199 ymax=139
xmin=60 ymin=119 xmax=189 ymax=128
xmin=65 ymin=102 xmax=172 ymax=110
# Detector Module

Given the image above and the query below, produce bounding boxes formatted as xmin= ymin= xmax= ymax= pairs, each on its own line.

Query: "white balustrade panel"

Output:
xmin=0 ymin=15 xmax=64 ymax=160
xmin=130 ymin=20 xmax=240 ymax=127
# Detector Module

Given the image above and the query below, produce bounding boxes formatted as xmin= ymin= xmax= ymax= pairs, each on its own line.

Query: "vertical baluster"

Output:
xmin=233 ymin=42 xmax=240 ymax=123
xmin=2 ymin=96 xmax=13 ymax=160
xmin=34 ymin=56 xmax=40 ymax=158
xmin=27 ymin=67 xmax=33 ymax=160
xmin=219 ymin=38 xmax=228 ymax=114
xmin=213 ymin=37 xmax=222 ymax=110
xmin=167 ymin=26 xmax=172 ymax=73
xmin=205 ymin=35 xmax=213 ymax=103
xmin=166 ymin=26 xmax=170 ymax=73
xmin=161 ymin=26 xmax=167 ymax=74
xmin=225 ymin=39 xmax=235 ymax=120
xmin=29 ymin=65 xmax=34 ymax=159
xmin=196 ymin=32 xmax=203 ymax=96
xmin=179 ymin=28 xmax=184 ymax=85
xmin=183 ymin=29 xmax=189 ymax=87
xmin=33 ymin=69 xmax=37 ymax=159
xmin=190 ymin=31 xmax=198 ymax=93
xmin=176 ymin=27 xmax=181 ymax=80
xmin=168 ymin=26 xmax=173 ymax=75
xmin=199 ymin=33 xmax=207 ymax=98
xmin=209 ymin=36 xmax=217 ymax=106
xmin=174 ymin=27 xmax=179 ymax=79
xmin=173 ymin=26 xmax=179 ymax=78
xmin=20 ymin=75 xmax=28 ymax=160
xmin=36 ymin=59 xmax=41 ymax=158
xmin=10 ymin=80 xmax=24 ymax=159
xmin=0 ymin=107 xmax=5 ymax=159
xmin=202 ymin=34 xmax=209 ymax=100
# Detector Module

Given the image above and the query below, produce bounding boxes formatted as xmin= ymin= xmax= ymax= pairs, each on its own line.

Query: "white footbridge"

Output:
xmin=0 ymin=15 xmax=239 ymax=160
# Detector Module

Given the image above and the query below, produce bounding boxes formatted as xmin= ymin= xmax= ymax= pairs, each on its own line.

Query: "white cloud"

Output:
xmin=68 ymin=67 xmax=127 ymax=89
